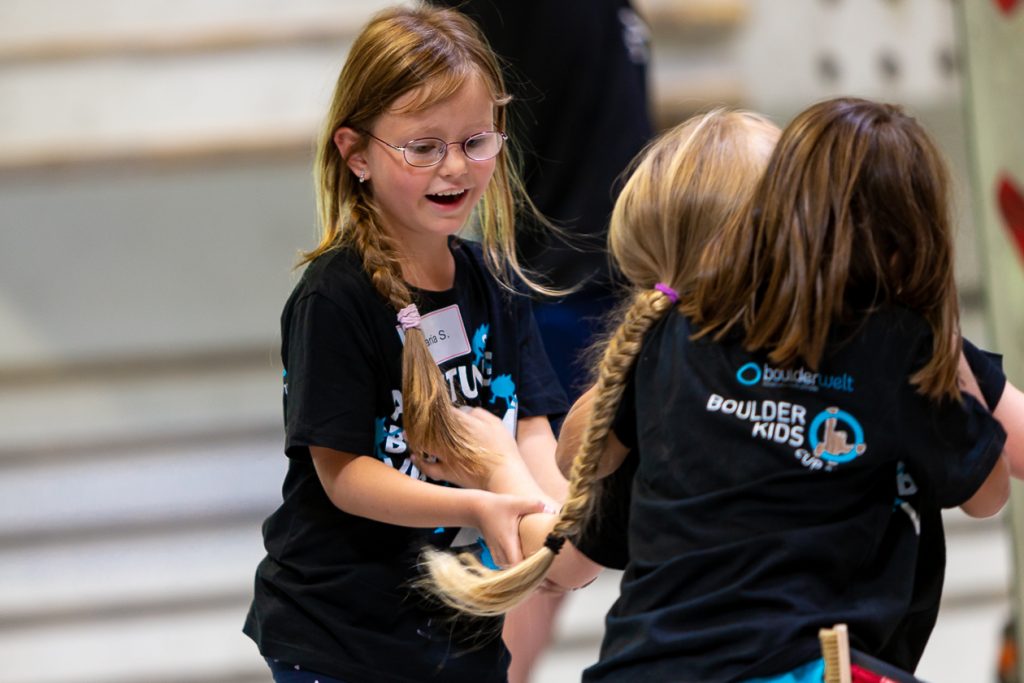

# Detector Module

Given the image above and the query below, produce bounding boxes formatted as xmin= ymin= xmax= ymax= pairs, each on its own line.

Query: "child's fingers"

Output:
xmin=453 ymin=405 xmax=501 ymax=426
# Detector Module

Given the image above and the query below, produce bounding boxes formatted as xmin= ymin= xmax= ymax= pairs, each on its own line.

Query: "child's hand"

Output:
xmin=472 ymin=492 xmax=547 ymax=567
xmin=414 ymin=407 xmax=528 ymax=490
xmin=455 ymin=406 xmax=519 ymax=460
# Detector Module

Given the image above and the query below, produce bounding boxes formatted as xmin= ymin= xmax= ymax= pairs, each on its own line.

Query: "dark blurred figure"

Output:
xmin=428 ymin=2 xmax=653 ymax=681
xmin=432 ymin=0 xmax=654 ymax=402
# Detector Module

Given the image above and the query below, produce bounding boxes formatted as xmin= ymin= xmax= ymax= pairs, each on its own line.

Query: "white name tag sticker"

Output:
xmin=396 ymin=304 xmax=471 ymax=365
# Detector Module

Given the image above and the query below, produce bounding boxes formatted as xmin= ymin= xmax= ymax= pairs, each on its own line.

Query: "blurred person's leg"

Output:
xmin=503 ymin=289 xmax=617 ymax=682
xmin=505 ymin=591 xmax=567 ymax=683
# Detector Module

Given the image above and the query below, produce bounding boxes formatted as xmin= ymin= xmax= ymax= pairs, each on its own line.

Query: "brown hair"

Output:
xmin=305 ymin=4 xmax=545 ymax=478
xmin=420 ymin=110 xmax=781 ymax=614
xmin=685 ymin=97 xmax=961 ymax=401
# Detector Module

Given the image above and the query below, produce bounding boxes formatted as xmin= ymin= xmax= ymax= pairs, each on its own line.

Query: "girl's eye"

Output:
xmin=408 ymin=140 xmax=442 ymax=156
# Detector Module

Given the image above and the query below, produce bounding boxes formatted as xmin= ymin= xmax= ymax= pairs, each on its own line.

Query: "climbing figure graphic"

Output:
xmin=813 ymin=407 xmax=867 ymax=459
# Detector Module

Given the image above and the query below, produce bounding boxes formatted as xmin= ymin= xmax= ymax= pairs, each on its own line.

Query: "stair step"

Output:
xmin=0 ymin=524 xmax=265 ymax=629
xmin=0 ymin=437 xmax=283 ymax=542
xmin=0 ymin=364 xmax=281 ymax=458
xmin=0 ymin=607 xmax=265 ymax=683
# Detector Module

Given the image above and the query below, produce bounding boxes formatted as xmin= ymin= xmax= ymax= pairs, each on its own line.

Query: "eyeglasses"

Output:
xmin=360 ymin=129 xmax=507 ymax=167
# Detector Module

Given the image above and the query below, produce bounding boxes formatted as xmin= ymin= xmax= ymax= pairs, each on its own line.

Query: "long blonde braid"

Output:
xmin=419 ymin=288 xmax=676 ymax=615
xmin=346 ymin=201 xmax=493 ymax=481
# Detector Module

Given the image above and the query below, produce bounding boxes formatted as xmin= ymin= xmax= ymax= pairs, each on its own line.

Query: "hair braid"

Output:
xmin=418 ymin=288 xmax=676 ymax=616
xmin=554 ymin=289 xmax=673 ymax=534
xmin=348 ymin=202 xmax=410 ymax=309
xmin=346 ymin=204 xmax=494 ymax=481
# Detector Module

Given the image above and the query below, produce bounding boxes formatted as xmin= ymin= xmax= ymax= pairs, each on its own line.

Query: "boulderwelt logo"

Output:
xmin=735 ymin=361 xmax=855 ymax=393
xmin=711 ymin=361 xmax=867 ymax=472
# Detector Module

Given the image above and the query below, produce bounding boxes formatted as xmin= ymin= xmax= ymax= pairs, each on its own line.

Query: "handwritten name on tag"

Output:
xmin=396 ymin=304 xmax=470 ymax=364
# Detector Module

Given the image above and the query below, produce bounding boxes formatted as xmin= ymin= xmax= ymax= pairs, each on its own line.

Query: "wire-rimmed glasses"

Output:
xmin=360 ymin=129 xmax=507 ymax=167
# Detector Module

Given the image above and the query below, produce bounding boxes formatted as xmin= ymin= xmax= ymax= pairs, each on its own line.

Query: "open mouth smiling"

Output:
xmin=426 ymin=189 xmax=467 ymax=206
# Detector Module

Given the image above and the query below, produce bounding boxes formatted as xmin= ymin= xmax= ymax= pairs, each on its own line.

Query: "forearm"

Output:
xmin=484 ymin=460 xmax=554 ymax=506
xmin=519 ymin=513 xmax=602 ymax=589
xmin=517 ymin=415 xmax=568 ymax=502
xmin=556 ymin=386 xmax=597 ymax=477
xmin=311 ymin=446 xmax=485 ymax=528
xmin=555 ymin=386 xmax=630 ymax=480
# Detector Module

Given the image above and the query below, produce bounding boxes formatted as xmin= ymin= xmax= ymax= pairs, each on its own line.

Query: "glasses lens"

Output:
xmin=463 ymin=132 xmax=504 ymax=161
xmin=404 ymin=139 xmax=445 ymax=167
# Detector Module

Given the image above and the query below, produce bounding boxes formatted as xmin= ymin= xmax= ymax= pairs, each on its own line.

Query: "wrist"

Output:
xmin=464 ymin=488 xmax=492 ymax=529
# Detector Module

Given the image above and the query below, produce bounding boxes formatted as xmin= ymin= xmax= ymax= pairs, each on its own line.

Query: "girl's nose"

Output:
xmin=438 ymin=143 xmax=469 ymax=177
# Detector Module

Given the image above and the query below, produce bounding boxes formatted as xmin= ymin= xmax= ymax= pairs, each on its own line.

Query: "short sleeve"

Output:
xmin=513 ymin=295 xmax=569 ymax=419
xmin=899 ymin=333 xmax=1006 ymax=509
xmin=962 ymin=337 xmax=1007 ymax=410
xmin=574 ymin=450 xmax=637 ymax=569
xmin=283 ymin=292 xmax=381 ymax=459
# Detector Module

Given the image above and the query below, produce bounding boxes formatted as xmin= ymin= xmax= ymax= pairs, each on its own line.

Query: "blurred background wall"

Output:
xmin=0 ymin=1 xmax=1018 ymax=681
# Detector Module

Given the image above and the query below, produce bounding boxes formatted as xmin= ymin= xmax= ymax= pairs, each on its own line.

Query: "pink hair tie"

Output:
xmin=397 ymin=304 xmax=421 ymax=330
xmin=654 ymin=283 xmax=679 ymax=303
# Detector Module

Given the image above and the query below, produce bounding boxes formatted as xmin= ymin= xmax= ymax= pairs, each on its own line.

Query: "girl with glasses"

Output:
xmin=243 ymin=5 xmax=588 ymax=682
xmin=420 ymin=99 xmax=1016 ymax=682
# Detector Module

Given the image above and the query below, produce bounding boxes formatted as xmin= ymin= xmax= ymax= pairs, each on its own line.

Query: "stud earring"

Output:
xmin=358 ymin=170 xmax=367 ymax=183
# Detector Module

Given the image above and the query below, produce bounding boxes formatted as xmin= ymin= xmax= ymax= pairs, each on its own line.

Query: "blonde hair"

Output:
xmin=420 ymin=110 xmax=781 ymax=614
xmin=686 ymin=98 xmax=962 ymax=401
xmin=305 ymin=4 xmax=547 ymax=479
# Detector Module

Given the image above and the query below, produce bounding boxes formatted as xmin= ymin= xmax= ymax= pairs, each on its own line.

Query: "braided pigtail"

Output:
xmin=418 ymin=287 xmax=677 ymax=616
xmin=400 ymin=325 xmax=496 ymax=482
xmin=348 ymin=206 xmax=494 ymax=482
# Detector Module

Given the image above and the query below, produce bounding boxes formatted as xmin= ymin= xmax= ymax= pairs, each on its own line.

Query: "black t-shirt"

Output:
xmin=243 ymin=238 xmax=567 ymax=683
xmin=429 ymin=0 xmax=653 ymax=291
xmin=575 ymin=338 xmax=1007 ymax=576
xmin=582 ymin=309 xmax=1005 ymax=683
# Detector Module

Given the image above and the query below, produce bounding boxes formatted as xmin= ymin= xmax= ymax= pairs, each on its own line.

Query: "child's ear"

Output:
xmin=334 ymin=127 xmax=368 ymax=180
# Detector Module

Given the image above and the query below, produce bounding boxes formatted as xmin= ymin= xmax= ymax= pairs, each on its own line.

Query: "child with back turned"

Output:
xmin=243 ymin=5 xmax=576 ymax=682
xmin=422 ymin=98 xmax=1012 ymax=682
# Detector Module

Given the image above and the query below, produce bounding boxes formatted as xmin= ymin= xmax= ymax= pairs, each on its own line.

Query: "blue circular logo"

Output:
xmin=736 ymin=362 xmax=762 ymax=386
xmin=808 ymin=408 xmax=866 ymax=463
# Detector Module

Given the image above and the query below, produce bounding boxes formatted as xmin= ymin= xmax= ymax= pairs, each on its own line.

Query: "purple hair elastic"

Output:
xmin=654 ymin=283 xmax=679 ymax=303
xmin=397 ymin=304 xmax=422 ymax=330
